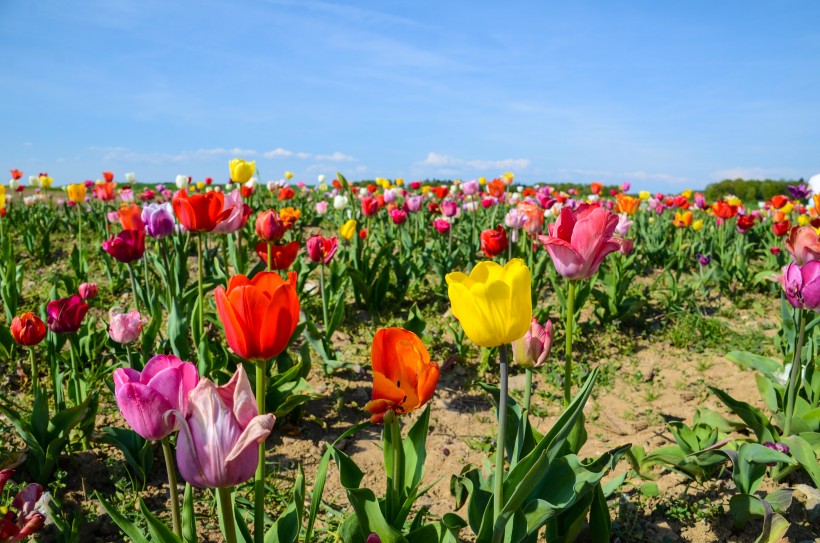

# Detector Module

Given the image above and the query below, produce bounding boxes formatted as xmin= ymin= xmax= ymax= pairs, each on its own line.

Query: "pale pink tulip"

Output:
xmin=511 ymin=319 xmax=553 ymax=368
xmin=109 ymin=310 xmax=145 ymax=344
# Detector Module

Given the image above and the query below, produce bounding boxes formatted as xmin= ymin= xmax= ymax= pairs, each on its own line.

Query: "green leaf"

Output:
xmin=726 ymin=351 xmax=783 ymax=380
xmin=403 ymin=405 xmax=431 ymax=494
xmin=588 ymin=484 xmax=611 ymax=543
xmin=96 ymin=493 xmax=150 ymax=543
xmin=782 ymin=435 xmax=820 ymax=487
xmin=709 ymin=386 xmax=779 ymax=443
xmin=140 ymin=498 xmax=183 ymax=543
xmin=182 ymin=484 xmax=197 ymax=543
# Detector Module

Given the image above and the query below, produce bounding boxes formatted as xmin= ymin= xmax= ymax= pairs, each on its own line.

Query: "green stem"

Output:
xmin=142 ymin=254 xmax=152 ymax=307
xmin=524 ymin=368 xmax=532 ymax=412
xmin=197 ymin=234 xmax=204 ymax=341
xmin=255 ymin=361 xmax=266 ymax=543
xmin=29 ymin=348 xmax=38 ymax=394
xmin=563 ymin=281 xmax=576 ymax=406
xmin=784 ymin=309 xmax=807 ymax=436
xmin=161 ymin=437 xmax=182 ymax=539
xmin=77 ymin=204 xmax=83 ymax=274
xmin=218 ymin=487 xmax=238 ymax=543
xmin=494 ymin=344 xmax=509 ymax=522
xmin=128 ymin=263 xmax=141 ymax=313
xmin=389 ymin=416 xmax=404 ymax=523
xmin=266 ymin=242 xmax=272 ymax=272
xmin=319 ymin=264 xmax=329 ymax=332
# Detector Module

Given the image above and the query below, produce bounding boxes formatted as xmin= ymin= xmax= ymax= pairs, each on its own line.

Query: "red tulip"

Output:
xmin=214 ymin=271 xmax=300 ymax=361
xmin=102 ymin=171 xmax=114 ymax=183
xmin=711 ymin=200 xmax=738 ymax=220
xmin=255 ymin=241 xmax=300 ymax=270
xmin=102 ymin=230 xmax=146 ymax=263
xmin=10 ymin=169 xmax=23 ymax=180
xmin=172 ymin=189 xmax=232 ymax=232
xmin=10 ymin=312 xmax=47 ymax=346
xmin=94 ymin=181 xmax=116 ymax=201
xmin=306 ymin=235 xmax=338 ymax=264
xmin=773 ymin=220 xmax=791 ymax=237
xmin=590 ymin=182 xmax=603 ymax=195
xmin=480 ymin=225 xmax=508 ymax=257
xmin=255 ymin=209 xmax=286 ymax=242
xmin=488 ymin=180 xmax=505 ymax=199
xmin=361 ymin=196 xmax=379 ymax=217
xmin=277 ymin=187 xmax=295 ymax=200
xmin=389 ymin=209 xmax=407 ymax=225
xmin=770 ymin=195 xmax=789 ymax=209
xmin=736 ymin=214 xmax=756 ymax=234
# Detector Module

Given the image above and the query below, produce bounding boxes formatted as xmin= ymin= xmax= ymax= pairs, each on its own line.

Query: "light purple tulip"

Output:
xmin=461 ymin=179 xmax=479 ymax=196
xmin=109 ymin=310 xmax=145 ymax=344
xmin=212 ymin=189 xmax=245 ymax=234
xmin=441 ymin=200 xmax=459 ymax=217
xmin=169 ymin=365 xmax=274 ymax=488
xmin=781 ymin=261 xmax=820 ymax=311
xmin=511 ymin=319 xmax=554 ymax=368
xmin=113 ymin=354 xmax=199 ymax=441
xmin=405 ymin=195 xmax=423 ymax=213
xmin=315 ymin=201 xmax=329 ymax=215
xmin=615 ymin=213 xmax=633 ymax=237
xmin=142 ymin=202 xmax=176 ymax=238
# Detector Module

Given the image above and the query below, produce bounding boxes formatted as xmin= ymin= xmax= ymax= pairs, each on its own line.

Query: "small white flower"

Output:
xmin=175 ymin=175 xmax=189 ymax=189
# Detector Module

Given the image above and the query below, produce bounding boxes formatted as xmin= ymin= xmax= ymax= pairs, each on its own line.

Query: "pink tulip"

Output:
xmin=109 ymin=310 xmax=145 ymax=344
xmin=306 ymin=235 xmax=338 ymax=264
xmin=389 ymin=209 xmax=407 ymax=225
xmin=781 ymin=261 xmax=820 ymax=311
xmin=441 ymin=200 xmax=459 ymax=218
xmin=169 ymin=365 xmax=274 ymax=488
xmin=786 ymin=225 xmax=820 ymax=265
xmin=538 ymin=204 xmax=625 ymax=280
xmin=432 ymin=218 xmax=451 ymax=234
xmin=113 ymin=354 xmax=199 ymax=441
xmin=405 ymin=195 xmax=423 ymax=212
xmin=0 ymin=470 xmax=46 ymax=542
xmin=78 ymin=282 xmax=98 ymax=301
xmin=511 ymin=319 xmax=554 ymax=368
xmin=211 ymin=189 xmax=243 ymax=234
xmin=461 ymin=179 xmax=479 ymax=195
xmin=315 ymin=201 xmax=328 ymax=215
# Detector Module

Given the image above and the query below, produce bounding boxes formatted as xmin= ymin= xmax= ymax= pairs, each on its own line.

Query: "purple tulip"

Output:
xmin=405 ymin=195 xmax=423 ymax=213
xmin=781 ymin=261 xmax=820 ymax=311
xmin=511 ymin=319 xmax=554 ymax=368
xmin=141 ymin=202 xmax=176 ymax=238
xmin=787 ymin=184 xmax=812 ymax=200
xmin=46 ymin=295 xmax=89 ymax=334
xmin=113 ymin=354 xmax=199 ymax=441
xmin=169 ymin=365 xmax=274 ymax=488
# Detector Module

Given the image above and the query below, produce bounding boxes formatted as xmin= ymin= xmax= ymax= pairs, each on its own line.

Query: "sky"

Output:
xmin=1 ymin=0 xmax=819 ymax=191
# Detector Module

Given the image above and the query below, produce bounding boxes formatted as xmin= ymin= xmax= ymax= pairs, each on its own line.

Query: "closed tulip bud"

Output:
xmin=229 ymin=159 xmax=255 ymax=184
xmin=78 ymin=282 xmax=98 ymax=301
xmin=405 ymin=195 xmax=422 ymax=212
xmin=480 ymin=226 xmax=508 ymax=257
xmin=109 ymin=310 xmax=145 ymax=344
xmin=255 ymin=209 xmax=286 ymax=242
xmin=511 ymin=319 xmax=553 ymax=368
xmin=175 ymin=175 xmax=189 ymax=190
xmin=432 ymin=218 xmax=451 ymax=234
xmin=340 ymin=219 xmax=357 ymax=240
xmin=10 ymin=312 xmax=47 ymax=346
xmin=389 ymin=208 xmax=407 ymax=225
xmin=441 ymin=200 xmax=459 ymax=218
xmin=317 ymin=174 xmax=326 ymax=184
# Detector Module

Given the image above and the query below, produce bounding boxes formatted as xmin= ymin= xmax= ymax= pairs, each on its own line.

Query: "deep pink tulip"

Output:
xmin=169 ymin=365 xmax=274 ymax=488
xmin=389 ymin=209 xmax=407 ymax=225
xmin=780 ymin=261 xmax=820 ymax=311
xmin=46 ymin=295 xmax=89 ymax=334
xmin=113 ymin=354 xmax=199 ymax=441
xmin=102 ymin=229 xmax=146 ymax=263
xmin=785 ymin=225 xmax=820 ymax=265
xmin=78 ymin=282 xmax=98 ymax=301
xmin=441 ymin=200 xmax=459 ymax=217
xmin=109 ymin=310 xmax=145 ymax=344
xmin=432 ymin=218 xmax=451 ymax=234
xmin=306 ymin=235 xmax=338 ymax=264
xmin=511 ymin=319 xmax=554 ymax=368
xmin=538 ymin=204 xmax=625 ymax=280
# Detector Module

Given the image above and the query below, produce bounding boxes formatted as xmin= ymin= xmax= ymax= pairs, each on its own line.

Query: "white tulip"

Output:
xmin=29 ymin=175 xmax=38 ymax=186
xmin=124 ymin=172 xmax=136 ymax=183
xmin=175 ymin=175 xmax=189 ymax=189
xmin=333 ymin=195 xmax=349 ymax=210
xmin=317 ymin=174 xmax=326 ymax=184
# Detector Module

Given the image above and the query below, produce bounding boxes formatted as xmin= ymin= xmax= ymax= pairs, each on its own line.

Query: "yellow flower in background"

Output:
xmin=284 ymin=171 xmax=294 ymax=180
xmin=639 ymin=191 xmax=651 ymax=200
xmin=446 ymin=258 xmax=532 ymax=348
xmin=0 ymin=185 xmax=6 ymax=210
xmin=478 ymin=177 xmax=487 ymax=186
xmin=692 ymin=219 xmax=704 ymax=231
xmin=798 ymin=215 xmax=811 ymax=226
xmin=229 ymin=158 xmax=256 ymax=184
xmin=340 ymin=219 xmax=357 ymax=240
xmin=673 ymin=211 xmax=693 ymax=228
xmin=395 ymin=178 xmax=404 ymax=186
xmin=38 ymin=174 xmax=53 ymax=189
xmin=196 ymin=181 xmax=205 ymax=190
xmin=421 ymin=186 xmax=431 ymax=194
xmin=501 ymin=172 xmax=514 ymax=184
xmin=67 ymin=183 xmax=86 ymax=204
xmin=682 ymin=189 xmax=693 ymax=199
xmin=726 ymin=196 xmax=742 ymax=207
xmin=781 ymin=202 xmax=794 ymax=214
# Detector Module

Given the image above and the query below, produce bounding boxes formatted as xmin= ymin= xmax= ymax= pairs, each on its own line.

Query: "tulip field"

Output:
xmin=2 ymin=165 xmax=820 ymax=543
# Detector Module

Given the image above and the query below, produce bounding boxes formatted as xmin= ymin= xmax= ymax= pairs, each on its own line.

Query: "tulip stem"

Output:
xmin=524 ymin=368 xmax=532 ymax=412
xmin=784 ymin=309 xmax=807 ymax=436
xmin=494 ymin=344 xmax=509 ymax=523
xmin=218 ymin=487 xmax=238 ymax=543
xmin=142 ymin=253 xmax=152 ymax=308
xmin=197 ymin=233 xmax=204 ymax=341
xmin=563 ymin=281 xmax=575 ymax=406
xmin=319 ymin=263 xmax=329 ymax=334
xmin=266 ymin=242 xmax=272 ymax=272
xmin=389 ymin=416 xmax=404 ymax=523
xmin=29 ymin=348 xmax=38 ymax=394
xmin=128 ymin=263 xmax=141 ymax=313
xmin=254 ymin=361 xmax=266 ymax=543
xmin=161 ymin=437 xmax=182 ymax=539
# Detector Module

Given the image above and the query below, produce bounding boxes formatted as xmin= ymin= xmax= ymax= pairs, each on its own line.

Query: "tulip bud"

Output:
xmin=511 ymin=319 xmax=553 ymax=368
xmin=256 ymin=209 xmax=286 ymax=242
xmin=109 ymin=310 xmax=145 ymax=344
xmin=78 ymin=282 xmax=98 ymax=301
xmin=175 ymin=174 xmax=189 ymax=190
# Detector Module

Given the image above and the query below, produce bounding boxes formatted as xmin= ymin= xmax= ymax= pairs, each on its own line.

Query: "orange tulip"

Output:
xmin=673 ymin=211 xmax=693 ymax=228
xmin=771 ymin=195 xmax=789 ymax=210
xmin=172 ymin=189 xmax=232 ymax=232
xmin=364 ymin=328 xmax=440 ymax=424
xmin=711 ymin=200 xmax=738 ymax=220
xmin=94 ymin=181 xmax=116 ymax=201
xmin=590 ymin=182 xmax=603 ymax=195
xmin=214 ymin=271 xmax=300 ymax=361
xmin=118 ymin=203 xmax=145 ymax=231
xmin=279 ymin=207 xmax=301 ymax=230
xmin=488 ymin=179 xmax=505 ymax=199
xmin=615 ymin=193 xmax=640 ymax=216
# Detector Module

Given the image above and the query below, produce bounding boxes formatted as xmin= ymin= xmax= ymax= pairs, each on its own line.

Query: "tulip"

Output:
xmin=229 ymin=159 xmax=255 ymax=184
xmin=306 ymin=235 xmax=338 ymax=264
xmin=511 ymin=319 xmax=553 ymax=368
xmin=77 ymin=282 xmax=98 ymax=301
xmin=109 ymin=310 xmax=145 ymax=344
xmin=712 ymin=200 xmax=738 ymax=219
xmin=538 ymin=204 xmax=625 ymax=280
xmin=169 ymin=365 xmax=275 ymax=488
xmin=692 ymin=219 xmax=704 ymax=232
xmin=781 ymin=261 xmax=820 ymax=311
xmin=363 ymin=328 xmax=440 ymax=424
xmin=172 ymin=189 xmax=231 ymax=232
xmin=277 ymin=187 xmax=295 ymax=200
xmin=211 ymin=189 xmax=245 ymax=234
xmin=0 ymin=471 xmax=46 ymax=542
xmin=773 ymin=220 xmax=791 ymax=237
xmin=113 ymin=354 xmax=199 ymax=441
xmin=504 ymin=208 xmax=527 ymax=230
xmin=446 ymin=259 xmax=532 ymax=348
xmin=125 ymin=172 xmax=136 ymax=183
xmin=255 ymin=209 xmax=286 ymax=242
xmin=737 ymin=214 xmax=756 ymax=234
xmin=340 ymin=219 xmax=357 ymax=240
xmin=786 ymin=225 xmax=820 ymax=265
xmin=67 ymin=183 xmax=87 ymax=204
xmin=255 ymin=241 xmax=300 ymax=270
xmin=432 ymin=218 xmax=451 ymax=234
xmin=615 ymin=213 xmax=633 ymax=237
xmin=480 ymin=225 xmax=509 ymax=258
xmin=315 ymin=201 xmax=328 ymax=215
xmin=214 ymin=271 xmax=300 ymax=361
xmin=93 ymin=181 xmax=116 ymax=201
xmin=389 ymin=208 xmax=407 ymax=225
xmin=405 ymin=195 xmax=422 ymax=212
xmin=673 ymin=211 xmax=693 ymax=228
xmin=10 ymin=313 xmax=47 ymax=346
xmin=280 ymin=207 xmax=300 ymax=229
xmin=141 ymin=202 xmax=176 ymax=238
xmin=517 ymin=202 xmax=545 ymax=234
xmin=9 ymin=169 xmax=22 ymax=180
xmin=118 ymin=203 xmax=145 ymax=231
xmin=102 ymin=229 xmax=146 ymax=263
xmin=441 ymin=200 xmax=459 ymax=218
xmin=333 ymin=195 xmax=349 ymax=210
xmin=46 ymin=295 xmax=89 ymax=334
xmin=361 ymin=196 xmax=379 ymax=216
xmin=175 ymin=175 xmax=190 ymax=190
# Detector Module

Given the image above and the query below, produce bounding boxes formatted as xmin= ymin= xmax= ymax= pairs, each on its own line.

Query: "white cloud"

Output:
xmin=263 ymin=148 xmax=293 ymax=158
xmin=92 ymin=146 xmax=257 ymax=163
xmin=710 ymin=166 xmax=800 ymax=181
xmin=419 ymin=152 xmax=530 ymax=171
xmin=315 ymin=151 xmax=355 ymax=162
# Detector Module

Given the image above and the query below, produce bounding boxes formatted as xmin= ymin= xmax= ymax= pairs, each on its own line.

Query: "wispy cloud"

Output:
xmin=263 ymin=148 xmax=355 ymax=162
xmin=91 ymin=147 xmax=258 ymax=163
xmin=555 ymin=168 xmax=690 ymax=185
xmin=710 ymin=166 xmax=801 ymax=181
xmin=419 ymin=152 xmax=530 ymax=171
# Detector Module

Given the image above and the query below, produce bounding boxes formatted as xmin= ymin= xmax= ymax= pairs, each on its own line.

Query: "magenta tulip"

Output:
xmin=432 ymin=218 xmax=451 ymax=234
xmin=102 ymin=229 xmax=146 ymax=263
xmin=538 ymin=204 xmax=626 ymax=280
xmin=113 ymin=354 xmax=199 ymax=441
xmin=306 ymin=235 xmax=338 ymax=265
xmin=780 ymin=261 xmax=820 ymax=311
xmin=46 ymin=295 xmax=89 ymax=334
xmin=169 ymin=365 xmax=274 ymax=488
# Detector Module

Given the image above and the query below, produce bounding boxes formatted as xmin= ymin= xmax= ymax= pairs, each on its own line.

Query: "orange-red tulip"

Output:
xmin=118 ymin=203 xmax=145 ymax=231
xmin=10 ymin=312 xmax=47 ymax=346
xmin=214 ymin=271 xmax=300 ymax=361
xmin=364 ymin=328 xmax=440 ymax=424
xmin=173 ymin=189 xmax=232 ymax=232
xmin=615 ymin=193 xmax=640 ymax=216
xmin=255 ymin=241 xmax=300 ymax=270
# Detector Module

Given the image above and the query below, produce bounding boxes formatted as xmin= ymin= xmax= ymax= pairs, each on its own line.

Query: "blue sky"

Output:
xmin=2 ymin=0 xmax=819 ymax=190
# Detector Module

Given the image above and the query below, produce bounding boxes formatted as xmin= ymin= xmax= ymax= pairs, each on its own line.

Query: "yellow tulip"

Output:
xmin=692 ymin=219 xmax=704 ymax=231
xmin=781 ymin=202 xmax=794 ymax=214
xmin=67 ymin=183 xmax=86 ymax=204
xmin=478 ymin=177 xmax=487 ymax=186
xmin=421 ymin=186 xmax=431 ymax=194
xmin=285 ymin=171 xmax=294 ymax=180
xmin=446 ymin=258 xmax=532 ymax=348
xmin=726 ymin=196 xmax=742 ymax=207
xmin=681 ymin=189 xmax=693 ymax=199
xmin=639 ymin=191 xmax=651 ymax=200
xmin=39 ymin=175 xmax=53 ymax=189
xmin=340 ymin=219 xmax=357 ymax=240
xmin=229 ymin=159 xmax=255 ymax=184
xmin=0 ymin=185 xmax=5 ymax=210
xmin=396 ymin=178 xmax=404 ymax=186
xmin=798 ymin=215 xmax=810 ymax=226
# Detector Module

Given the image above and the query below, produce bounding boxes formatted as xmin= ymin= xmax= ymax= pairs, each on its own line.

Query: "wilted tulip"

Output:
xmin=511 ymin=319 xmax=553 ymax=368
xmin=169 ymin=365 xmax=275 ymax=488
xmin=46 ymin=295 xmax=89 ymax=334
xmin=109 ymin=310 xmax=145 ymax=344
xmin=10 ymin=313 xmax=47 ymax=346
xmin=113 ymin=354 xmax=199 ymax=441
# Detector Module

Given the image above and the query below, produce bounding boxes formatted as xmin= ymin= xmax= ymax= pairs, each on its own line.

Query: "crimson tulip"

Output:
xmin=255 ymin=241 xmax=300 ymax=270
xmin=480 ymin=225 xmax=508 ymax=257
xmin=102 ymin=229 xmax=146 ymax=263
xmin=46 ymin=295 xmax=89 ymax=334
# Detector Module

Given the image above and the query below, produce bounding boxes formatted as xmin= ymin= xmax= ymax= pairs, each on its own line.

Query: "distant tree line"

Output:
xmin=704 ymin=178 xmax=804 ymax=202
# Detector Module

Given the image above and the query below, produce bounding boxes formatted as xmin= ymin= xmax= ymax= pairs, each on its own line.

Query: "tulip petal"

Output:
xmin=116 ymin=382 xmax=176 ymax=441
